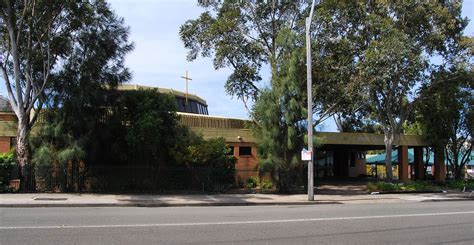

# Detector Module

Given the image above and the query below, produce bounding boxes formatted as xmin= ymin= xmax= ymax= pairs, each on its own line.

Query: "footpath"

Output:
xmin=0 ymin=191 xmax=472 ymax=207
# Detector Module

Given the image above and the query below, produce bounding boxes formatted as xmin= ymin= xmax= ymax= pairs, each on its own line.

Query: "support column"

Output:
xmin=398 ymin=145 xmax=409 ymax=182
xmin=414 ymin=147 xmax=424 ymax=180
xmin=434 ymin=146 xmax=446 ymax=183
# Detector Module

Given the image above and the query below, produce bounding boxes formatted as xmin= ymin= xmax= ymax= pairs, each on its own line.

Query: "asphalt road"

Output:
xmin=1 ymin=201 xmax=473 ymax=244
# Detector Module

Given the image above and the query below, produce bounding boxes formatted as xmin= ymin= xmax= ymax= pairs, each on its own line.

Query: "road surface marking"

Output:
xmin=1 ymin=211 xmax=473 ymax=230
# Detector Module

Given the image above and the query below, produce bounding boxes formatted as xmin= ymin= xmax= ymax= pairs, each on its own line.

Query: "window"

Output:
xmin=239 ymin=146 xmax=252 ymax=156
xmin=197 ymin=103 xmax=206 ymax=115
xmin=191 ymin=101 xmax=198 ymax=113
xmin=176 ymin=98 xmax=186 ymax=112
xmin=197 ymin=104 xmax=202 ymax=114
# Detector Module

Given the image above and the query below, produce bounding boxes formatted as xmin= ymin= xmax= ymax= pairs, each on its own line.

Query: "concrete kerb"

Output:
xmin=422 ymin=198 xmax=474 ymax=203
xmin=0 ymin=194 xmax=474 ymax=208
xmin=2 ymin=200 xmax=473 ymax=208
xmin=0 ymin=201 xmax=342 ymax=208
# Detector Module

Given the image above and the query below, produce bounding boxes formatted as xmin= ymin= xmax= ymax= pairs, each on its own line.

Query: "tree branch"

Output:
xmin=15 ymin=0 xmax=30 ymax=45
xmin=248 ymin=3 xmax=273 ymax=57
xmin=4 ymin=1 xmax=25 ymax=118
xmin=0 ymin=64 xmax=19 ymax=112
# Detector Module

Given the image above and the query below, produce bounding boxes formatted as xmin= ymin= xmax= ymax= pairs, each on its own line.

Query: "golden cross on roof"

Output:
xmin=181 ymin=70 xmax=192 ymax=104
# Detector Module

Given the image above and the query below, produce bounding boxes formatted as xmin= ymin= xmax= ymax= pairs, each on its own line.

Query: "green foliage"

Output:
xmin=0 ymin=152 xmax=15 ymax=192
xmin=182 ymin=1 xmax=468 ymax=184
xmin=315 ymin=1 xmax=468 ymax=179
xmin=175 ymin=135 xmax=235 ymax=169
xmin=38 ymin=1 xmax=134 ymax=169
xmin=367 ymin=181 xmax=441 ymax=193
xmin=380 ymin=182 xmax=402 ymax=192
xmin=30 ymin=120 xmax=86 ymax=192
xmin=31 ymin=122 xmax=86 ymax=167
xmin=404 ymin=182 xmax=429 ymax=191
xmin=39 ymin=89 xmax=178 ymax=168
xmin=250 ymin=28 xmax=307 ymax=193
xmin=180 ymin=1 xmax=308 ymax=101
xmin=173 ymin=132 xmax=236 ymax=192
xmin=367 ymin=182 xmax=378 ymax=193
xmin=446 ymin=180 xmax=474 ymax=191
xmin=243 ymin=176 xmax=272 ymax=190
xmin=181 ymin=2 xmax=358 ymax=125
xmin=0 ymin=0 xmax=133 ymax=189
xmin=31 ymin=87 xmax=237 ymax=192
xmin=466 ymin=180 xmax=474 ymax=191
xmin=416 ymin=67 xmax=473 ymax=179
xmin=334 ymin=111 xmax=382 ymax=133
xmin=246 ymin=176 xmax=259 ymax=189
xmin=261 ymin=179 xmax=273 ymax=191
xmin=119 ymin=89 xmax=180 ymax=165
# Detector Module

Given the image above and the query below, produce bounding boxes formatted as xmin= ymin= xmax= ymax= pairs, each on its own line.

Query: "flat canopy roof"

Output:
xmin=177 ymin=113 xmax=428 ymax=148
xmin=316 ymin=132 xmax=428 ymax=149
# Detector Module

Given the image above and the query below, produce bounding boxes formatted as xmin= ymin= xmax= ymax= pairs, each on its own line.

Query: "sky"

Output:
xmin=105 ymin=0 xmax=474 ymax=132
xmin=107 ymin=0 xmax=248 ymax=120
xmin=1 ymin=1 xmax=473 ymax=131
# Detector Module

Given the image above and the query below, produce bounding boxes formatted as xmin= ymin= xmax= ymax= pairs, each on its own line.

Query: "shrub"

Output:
xmin=466 ymin=180 xmax=474 ymax=190
xmin=367 ymin=182 xmax=378 ymax=192
xmin=246 ymin=176 xmax=259 ymax=189
xmin=0 ymin=152 xmax=15 ymax=192
xmin=375 ymin=182 xmax=400 ymax=191
xmin=368 ymin=181 xmax=439 ymax=193
xmin=404 ymin=181 xmax=429 ymax=191
xmin=261 ymin=179 xmax=273 ymax=190
xmin=446 ymin=179 xmax=474 ymax=191
xmin=446 ymin=180 xmax=466 ymax=190
xmin=368 ymin=182 xmax=401 ymax=192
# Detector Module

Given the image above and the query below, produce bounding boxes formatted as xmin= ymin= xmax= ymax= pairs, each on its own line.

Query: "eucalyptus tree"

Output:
xmin=0 ymin=0 xmax=132 ymax=190
xmin=180 ymin=0 xmax=362 ymax=125
xmin=182 ymin=1 xmax=468 ymax=181
xmin=358 ymin=25 xmax=426 ymax=179
xmin=317 ymin=1 xmax=468 ymax=179
xmin=418 ymin=66 xmax=473 ymax=180
xmin=180 ymin=0 xmax=308 ymax=109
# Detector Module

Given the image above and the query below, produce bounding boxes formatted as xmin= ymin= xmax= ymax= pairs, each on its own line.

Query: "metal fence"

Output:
xmin=32 ymin=165 xmax=236 ymax=193
xmin=2 ymin=164 xmax=309 ymax=194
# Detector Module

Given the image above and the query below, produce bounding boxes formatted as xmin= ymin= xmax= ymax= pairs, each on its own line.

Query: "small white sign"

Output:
xmin=301 ymin=148 xmax=312 ymax=161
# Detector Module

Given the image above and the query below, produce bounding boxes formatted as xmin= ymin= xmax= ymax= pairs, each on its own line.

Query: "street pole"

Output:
xmin=306 ymin=0 xmax=317 ymax=201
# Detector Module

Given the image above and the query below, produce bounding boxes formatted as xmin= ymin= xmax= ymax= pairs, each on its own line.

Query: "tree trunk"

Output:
xmin=16 ymin=120 xmax=32 ymax=192
xmin=384 ymin=133 xmax=394 ymax=180
xmin=434 ymin=145 xmax=446 ymax=183
xmin=454 ymin=167 xmax=463 ymax=180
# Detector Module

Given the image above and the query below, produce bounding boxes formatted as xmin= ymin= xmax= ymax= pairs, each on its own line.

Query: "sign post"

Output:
xmin=301 ymin=149 xmax=312 ymax=161
xmin=306 ymin=0 xmax=318 ymax=201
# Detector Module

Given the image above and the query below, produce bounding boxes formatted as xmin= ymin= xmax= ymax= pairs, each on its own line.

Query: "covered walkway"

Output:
xmin=316 ymin=132 xmax=446 ymax=182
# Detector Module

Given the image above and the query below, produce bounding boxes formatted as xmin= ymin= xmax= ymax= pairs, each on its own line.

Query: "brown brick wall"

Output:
xmin=228 ymin=142 xmax=259 ymax=183
xmin=0 ymin=114 xmax=16 ymax=121
xmin=0 ymin=136 xmax=11 ymax=153
xmin=229 ymin=142 xmax=258 ymax=170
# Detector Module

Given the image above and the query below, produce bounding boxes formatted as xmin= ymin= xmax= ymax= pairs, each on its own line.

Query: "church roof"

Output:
xmin=117 ymin=84 xmax=207 ymax=106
